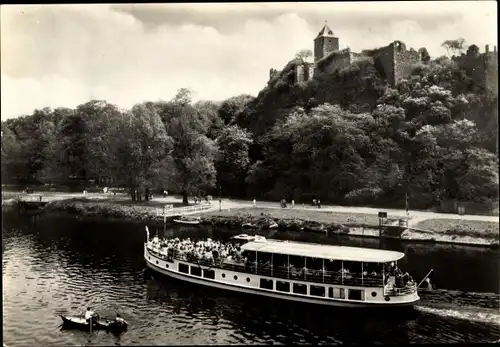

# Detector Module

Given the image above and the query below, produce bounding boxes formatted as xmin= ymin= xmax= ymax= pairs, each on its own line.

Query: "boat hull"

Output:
xmin=60 ymin=315 xmax=127 ymax=332
xmin=145 ymin=245 xmax=419 ymax=308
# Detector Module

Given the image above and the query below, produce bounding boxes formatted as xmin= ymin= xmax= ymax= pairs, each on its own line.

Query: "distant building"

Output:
xmin=269 ymin=22 xmax=497 ymax=91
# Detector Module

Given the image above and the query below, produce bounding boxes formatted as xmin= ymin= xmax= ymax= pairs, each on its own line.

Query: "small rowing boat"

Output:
xmin=173 ymin=216 xmax=201 ymax=225
xmin=60 ymin=315 xmax=128 ymax=332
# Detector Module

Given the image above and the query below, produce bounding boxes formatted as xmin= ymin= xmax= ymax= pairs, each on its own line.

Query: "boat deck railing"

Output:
xmin=384 ymin=285 xmax=417 ymax=296
xmin=147 ymin=246 xmax=388 ymax=288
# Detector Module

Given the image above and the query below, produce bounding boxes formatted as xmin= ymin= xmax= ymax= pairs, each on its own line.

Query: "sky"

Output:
xmin=1 ymin=2 xmax=497 ymax=120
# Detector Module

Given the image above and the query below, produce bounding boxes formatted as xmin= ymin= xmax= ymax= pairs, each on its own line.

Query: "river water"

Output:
xmin=2 ymin=212 xmax=499 ymax=346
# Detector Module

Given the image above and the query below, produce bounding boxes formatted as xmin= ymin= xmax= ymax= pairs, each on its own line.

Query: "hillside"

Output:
xmin=236 ymin=57 xmax=388 ymax=136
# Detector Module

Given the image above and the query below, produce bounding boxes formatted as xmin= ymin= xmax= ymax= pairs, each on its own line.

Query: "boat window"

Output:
xmin=324 ymin=259 xmax=342 ymax=284
xmin=309 ymin=285 xmax=326 ymax=297
xmin=289 ymin=255 xmax=306 ymax=280
xmin=328 ymin=287 xmax=345 ymax=299
xmin=243 ymin=251 xmax=256 ymax=262
xmin=260 ymin=278 xmax=274 ymax=290
xmin=272 ymin=253 xmax=288 ymax=278
xmin=343 ymin=261 xmax=362 ymax=276
xmin=203 ymin=269 xmax=215 ymax=280
xmin=276 ymin=281 xmax=290 ymax=292
xmin=190 ymin=266 xmax=202 ymax=277
xmin=178 ymin=263 xmax=189 ymax=274
xmin=257 ymin=252 xmax=272 ymax=276
xmin=348 ymin=289 xmax=364 ymax=301
xmin=292 ymin=283 xmax=307 ymax=295
xmin=305 ymin=257 xmax=323 ymax=281
xmin=362 ymin=262 xmax=383 ymax=286
xmin=342 ymin=261 xmax=363 ymax=285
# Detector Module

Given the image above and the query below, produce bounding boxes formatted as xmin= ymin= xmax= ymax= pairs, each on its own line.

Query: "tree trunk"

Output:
xmin=145 ymin=188 xmax=150 ymax=201
xmin=182 ymin=191 xmax=189 ymax=205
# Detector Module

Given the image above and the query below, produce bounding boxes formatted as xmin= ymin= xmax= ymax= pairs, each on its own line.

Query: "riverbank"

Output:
xmin=2 ymin=192 xmax=498 ymax=247
xmin=198 ymin=207 xmax=499 ymax=247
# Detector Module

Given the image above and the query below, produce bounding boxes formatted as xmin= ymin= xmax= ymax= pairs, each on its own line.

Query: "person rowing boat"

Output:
xmin=84 ymin=307 xmax=97 ymax=323
xmin=115 ymin=313 xmax=126 ymax=325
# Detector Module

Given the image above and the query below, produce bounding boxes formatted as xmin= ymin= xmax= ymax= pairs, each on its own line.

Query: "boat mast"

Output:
xmin=304 ymin=257 xmax=307 ymax=281
xmin=287 ymin=255 xmax=290 ymax=279
xmin=382 ymin=263 xmax=385 ymax=286
xmin=322 ymin=259 xmax=325 ymax=283
xmin=361 ymin=262 xmax=364 ymax=286
xmin=341 ymin=261 xmax=344 ymax=284
xmin=255 ymin=251 xmax=258 ymax=275
xmin=271 ymin=253 xmax=273 ymax=276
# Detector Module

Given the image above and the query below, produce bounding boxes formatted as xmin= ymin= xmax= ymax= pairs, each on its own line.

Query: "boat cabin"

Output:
xmin=238 ymin=238 xmax=412 ymax=289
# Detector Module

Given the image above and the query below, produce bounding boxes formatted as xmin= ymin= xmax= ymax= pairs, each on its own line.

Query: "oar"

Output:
xmin=417 ymin=269 xmax=434 ymax=289
xmin=90 ymin=317 xmax=92 ymax=334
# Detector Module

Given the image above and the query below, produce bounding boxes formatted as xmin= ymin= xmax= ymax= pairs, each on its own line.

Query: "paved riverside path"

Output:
xmin=6 ymin=191 xmax=498 ymax=226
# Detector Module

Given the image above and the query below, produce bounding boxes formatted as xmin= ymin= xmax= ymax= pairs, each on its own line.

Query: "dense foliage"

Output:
xmin=2 ymin=53 xmax=497 ymax=208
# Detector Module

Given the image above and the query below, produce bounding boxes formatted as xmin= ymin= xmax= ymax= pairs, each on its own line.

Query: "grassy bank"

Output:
xmin=202 ymin=207 xmax=381 ymax=227
xmin=42 ymin=198 xmax=165 ymax=223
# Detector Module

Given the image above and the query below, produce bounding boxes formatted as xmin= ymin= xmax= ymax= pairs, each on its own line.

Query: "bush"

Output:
xmin=344 ymin=187 xmax=383 ymax=205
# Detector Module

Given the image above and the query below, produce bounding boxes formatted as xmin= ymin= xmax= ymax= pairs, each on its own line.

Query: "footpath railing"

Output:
xmin=156 ymin=204 xmax=212 ymax=220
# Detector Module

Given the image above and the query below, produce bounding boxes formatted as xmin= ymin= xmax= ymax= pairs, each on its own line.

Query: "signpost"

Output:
xmin=378 ymin=211 xmax=387 ymax=238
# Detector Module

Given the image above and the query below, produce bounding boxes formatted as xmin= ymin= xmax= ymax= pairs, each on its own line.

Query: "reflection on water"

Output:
xmin=2 ymin=213 xmax=500 ymax=346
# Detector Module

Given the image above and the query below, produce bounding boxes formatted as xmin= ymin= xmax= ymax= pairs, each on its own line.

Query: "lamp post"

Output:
xmin=219 ymin=185 xmax=222 ymax=212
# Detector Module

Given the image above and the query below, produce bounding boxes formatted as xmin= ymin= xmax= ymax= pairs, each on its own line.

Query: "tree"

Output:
xmin=441 ymin=38 xmax=466 ymax=57
xmin=1 ymin=125 xmax=22 ymax=183
xmin=215 ymin=125 xmax=253 ymax=197
xmin=193 ymin=100 xmax=224 ymax=139
xmin=113 ymin=102 xmax=173 ymax=200
xmin=164 ymin=89 xmax=218 ymax=204
xmin=75 ymin=100 xmax=125 ymax=184
xmin=295 ymin=49 xmax=313 ymax=61
xmin=218 ymin=94 xmax=254 ymax=125
xmin=53 ymin=110 xmax=86 ymax=180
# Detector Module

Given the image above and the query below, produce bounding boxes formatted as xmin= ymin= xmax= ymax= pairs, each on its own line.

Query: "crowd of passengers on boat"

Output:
xmin=148 ymin=237 xmax=416 ymax=289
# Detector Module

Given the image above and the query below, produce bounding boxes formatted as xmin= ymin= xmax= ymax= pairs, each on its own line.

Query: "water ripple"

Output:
xmin=2 ymin=215 xmax=500 ymax=345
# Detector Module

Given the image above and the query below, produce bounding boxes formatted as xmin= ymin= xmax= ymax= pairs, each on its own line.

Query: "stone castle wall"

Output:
xmin=269 ymin=25 xmax=496 ymax=93
xmin=315 ymin=48 xmax=353 ymax=75
xmin=393 ymin=43 xmax=421 ymax=85
xmin=453 ymin=45 xmax=498 ymax=94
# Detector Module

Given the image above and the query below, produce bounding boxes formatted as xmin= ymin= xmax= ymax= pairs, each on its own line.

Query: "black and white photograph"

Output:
xmin=1 ymin=2 xmax=498 ymax=345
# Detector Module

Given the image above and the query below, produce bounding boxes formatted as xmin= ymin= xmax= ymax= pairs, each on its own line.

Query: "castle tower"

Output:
xmin=314 ymin=22 xmax=339 ymax=62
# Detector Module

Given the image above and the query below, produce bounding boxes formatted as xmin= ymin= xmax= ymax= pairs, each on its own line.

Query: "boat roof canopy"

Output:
xmin=240 ymin=240 xmax=405 ymax=263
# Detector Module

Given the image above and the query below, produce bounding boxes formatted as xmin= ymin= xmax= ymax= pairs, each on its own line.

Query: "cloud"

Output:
xmin=1 ymin=2 xmax=497 ymax=120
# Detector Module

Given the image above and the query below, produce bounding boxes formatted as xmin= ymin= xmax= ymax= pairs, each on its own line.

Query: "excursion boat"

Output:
xmin=144 ymin=229 xmax=424 ymax=308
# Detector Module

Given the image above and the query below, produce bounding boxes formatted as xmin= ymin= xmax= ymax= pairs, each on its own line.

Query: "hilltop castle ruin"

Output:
xmin=269 ymin=23 xmax=497 ymax=93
